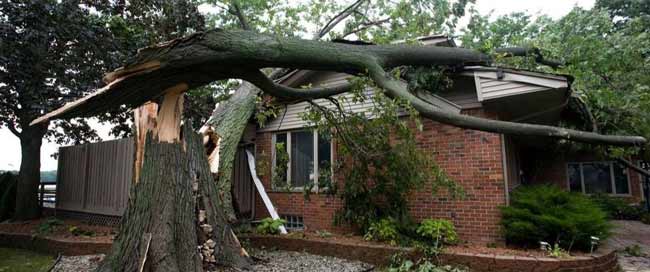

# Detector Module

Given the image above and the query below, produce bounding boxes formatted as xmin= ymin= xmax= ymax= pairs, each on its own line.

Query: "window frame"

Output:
xmin=271 ymin=129 xmax=333 ymax=192
xmin=566 ymin=161 xmax=631 ymax=196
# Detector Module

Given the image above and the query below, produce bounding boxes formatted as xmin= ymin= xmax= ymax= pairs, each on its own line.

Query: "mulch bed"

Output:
xmin=0 ymin=218 xmax=115 ymax=244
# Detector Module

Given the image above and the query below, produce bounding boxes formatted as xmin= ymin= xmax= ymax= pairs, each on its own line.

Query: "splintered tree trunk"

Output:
xmin=201 ymin=82 xmax=259 ymax=222
xmin=97 ymin=127 xmax=249 ymax=272
xmin=97 ymin=87 xmax=249 ymax=271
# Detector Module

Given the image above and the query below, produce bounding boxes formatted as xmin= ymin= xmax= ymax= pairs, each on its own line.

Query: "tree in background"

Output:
xmin=0 ymin=0 xmax=206 ymax=220
xmin=1 ymin=1 xmax=119 ymax=220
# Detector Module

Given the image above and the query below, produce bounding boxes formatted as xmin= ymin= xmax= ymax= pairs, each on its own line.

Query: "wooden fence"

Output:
xmin=56 ymin=138 xmax=134 ymax=216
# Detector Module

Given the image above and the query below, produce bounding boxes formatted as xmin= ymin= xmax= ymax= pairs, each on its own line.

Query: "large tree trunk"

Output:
xmin=97 ymin=88 xmax=249 ymax=271
xmin=97 ymin=127 xmax=249 ymax=272
xmin=14 ymin=123 xmax=47 ymax=220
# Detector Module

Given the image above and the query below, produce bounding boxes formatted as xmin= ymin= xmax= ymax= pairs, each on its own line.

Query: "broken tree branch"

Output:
xmin=29 ymin=29 xmax=646 ymax=146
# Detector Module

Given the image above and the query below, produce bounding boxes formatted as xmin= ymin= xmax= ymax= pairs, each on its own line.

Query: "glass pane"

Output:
xmin=613 ymin=163 xmax=629 ymax=194
xmin=274 ymin=133 xmax=288 ymax=184
xmin=290 ymin=131 xmax=314 ymax=187
xmin=567 ymin=163 xmax=582 ymax=192
xmin=318 ymin=132 xmax=332 ymax=173
xmin=582 ymin=162 xmax=612 ymax=194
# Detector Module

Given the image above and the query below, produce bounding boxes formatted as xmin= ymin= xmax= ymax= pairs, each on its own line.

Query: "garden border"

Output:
xmin=0 ymin=232 xmax=111 ymax=256
xmin=0 ymin=231 xmax=618 ymax=272
xmin=243 ymin=235 xmax=619 ymax=272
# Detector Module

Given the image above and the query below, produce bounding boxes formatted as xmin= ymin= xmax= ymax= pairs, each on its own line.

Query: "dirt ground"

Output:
xmin=0 ymin=218 xmax=115 ymax=243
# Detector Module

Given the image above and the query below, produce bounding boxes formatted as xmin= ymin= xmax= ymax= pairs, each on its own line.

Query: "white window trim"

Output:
xmin=271 ymin=129 xmax=333 ymax=192
xmin=566 ymin=161 xmax=632 ymax=196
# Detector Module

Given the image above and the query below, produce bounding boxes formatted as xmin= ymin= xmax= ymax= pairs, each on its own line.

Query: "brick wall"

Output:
xmin=253 ymin=108 xmax=507 ymax=244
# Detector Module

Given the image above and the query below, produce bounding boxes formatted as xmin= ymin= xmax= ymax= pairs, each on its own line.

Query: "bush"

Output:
xmin=0 ymin=172 xmax=17 ymax=221
xmin=590 ymin=193 xmax=643 ymax=220
xmin=36 ymin=217 xmax=64 ymax=235
xmin=501 ymin=185 xmax=610 ymax=251
xmin=416 ymin=219 xmax=458 ymax=246
xmin=256 ymin=217 xmax=286 ymax=235
xmin=363 ymin=217 xmax=400 ymax=245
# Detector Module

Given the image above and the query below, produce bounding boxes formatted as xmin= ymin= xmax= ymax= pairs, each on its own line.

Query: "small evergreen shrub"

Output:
xmin=590 ymin=193 xmax=643 ymax=220
xmin=416 ymin=219 xmax=458 ymax=246
xmin=501 ymin=185 xmax=610 ymax=251
xmin=256 ymin=217 xmax=286 ymax=235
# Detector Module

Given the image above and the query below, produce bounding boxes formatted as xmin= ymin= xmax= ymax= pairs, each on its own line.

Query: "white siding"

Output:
xmin=260 ymin=73 xmax=460 ymax=132
xmin=472 ymin=70 xmax=568 ymax=102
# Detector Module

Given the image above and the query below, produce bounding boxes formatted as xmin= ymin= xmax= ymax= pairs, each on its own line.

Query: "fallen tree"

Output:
xmin=30 ymin=28 xmax=647 ymax=272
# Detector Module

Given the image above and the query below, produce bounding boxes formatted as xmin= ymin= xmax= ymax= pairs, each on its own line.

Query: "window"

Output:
xmin=281 ymin=214 xmax=304 ymax=230
xmin=272 ymin=130 xmax=332 ymax=189
xmin=567 ymin=161 xmax=630 ymax=195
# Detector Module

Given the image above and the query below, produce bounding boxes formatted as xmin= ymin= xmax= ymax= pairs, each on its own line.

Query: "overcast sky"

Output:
xmin=0 ymin=0 xmax=595 ymax=171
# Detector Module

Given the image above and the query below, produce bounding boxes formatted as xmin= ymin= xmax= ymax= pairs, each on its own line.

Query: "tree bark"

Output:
xmin=201 ymin=82 xmax=259 ymax=222
xmin=14 ymin=123 xmax=47 ymax=220
xmin=97 ymin=126 xmax=249 ymax=272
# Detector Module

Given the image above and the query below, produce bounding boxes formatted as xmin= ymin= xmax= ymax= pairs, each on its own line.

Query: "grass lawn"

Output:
xmin=0 ymin=247 xmax=54 ymax=272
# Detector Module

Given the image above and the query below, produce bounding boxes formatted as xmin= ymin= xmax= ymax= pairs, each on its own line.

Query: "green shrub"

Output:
xmin=256 ymin=217 xmax=286 ymax=235
xmin=416 ymin=219 xmax=458 ymax=246
xmin=590 ymin=193 xmax=643 ymax=220
xmin=501 ymin=185 xmax=610 ymax=251
xmin=68 ymin=225 xmax=95 ymax=236
xmin=363 ymin=217 xmax=399 ymax=245
xmin=35 ymin=217 xmax=64 ymax=236
xmin=0 ymin=172 xmax=17 ymax=221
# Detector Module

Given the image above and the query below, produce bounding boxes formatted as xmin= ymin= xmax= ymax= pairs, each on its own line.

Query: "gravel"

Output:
xmin=234 ymin=249 xmax=374 ymax=272
xmin=48 ymin=250 xmax=373 ymax=272
xmin=51 ymin=254 xmax=104 ymax=272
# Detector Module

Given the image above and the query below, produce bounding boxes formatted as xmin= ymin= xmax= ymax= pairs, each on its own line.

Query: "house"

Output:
xmin=233 ymin=36 xmax=647 ymax=245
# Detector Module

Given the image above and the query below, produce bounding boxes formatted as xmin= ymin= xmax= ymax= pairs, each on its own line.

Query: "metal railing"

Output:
xmin=39 ymin=181 xmax=56 ymax=208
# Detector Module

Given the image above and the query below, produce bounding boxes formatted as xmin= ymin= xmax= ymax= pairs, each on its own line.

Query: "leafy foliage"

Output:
xmin=388 ymin=252 xmax=468 ymax=272
xmin=363 ymin=218 xmax=400 ymax=245
xmin=461 ymin=4 xmax=650 ymax=159
xmin=416 ymin=219 xmax=458 ymax=246
xmin=501 ymin=185 xmax=610 ymax=251
xmin=35 ymin=217 xmax=64 ymax=236
xmin=302 ymin=78 xmax=462 ymax=234
xmin=590 ymin=193 xmax=645 ymax=220
xmin=272 ymin=143 xmax=290 ymax=191
xmin=68 ymin=225 xmax=96 ymax=237
xmin=256 ymin=217 xmax=286 ymax=235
